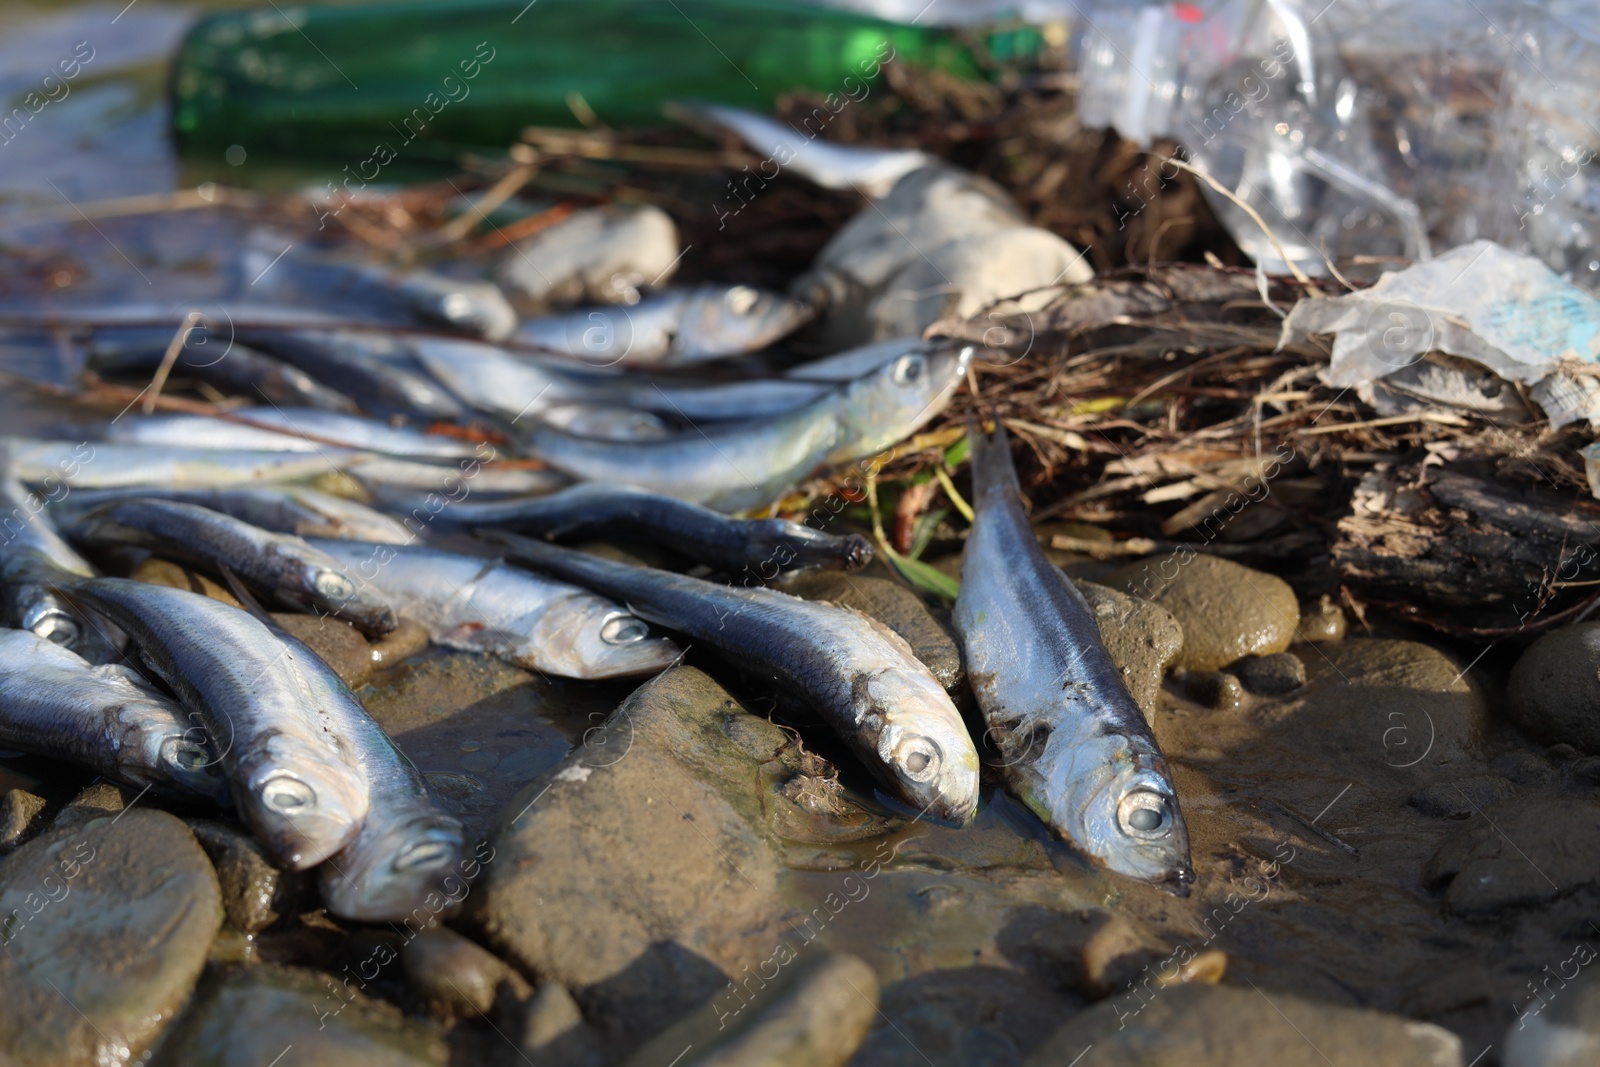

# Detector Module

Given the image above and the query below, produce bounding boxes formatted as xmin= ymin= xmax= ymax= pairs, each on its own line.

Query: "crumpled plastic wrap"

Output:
xmin=1279 ymin=240 xmax=1600 ymax=428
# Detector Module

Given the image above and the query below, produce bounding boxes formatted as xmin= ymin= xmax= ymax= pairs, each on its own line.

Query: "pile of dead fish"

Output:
xmin=0 ymin=113 xmax=1194 ymax=923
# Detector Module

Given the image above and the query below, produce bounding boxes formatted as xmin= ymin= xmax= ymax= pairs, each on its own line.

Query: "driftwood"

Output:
xmin=1334 ymin=464 xmax=1600 ymax=634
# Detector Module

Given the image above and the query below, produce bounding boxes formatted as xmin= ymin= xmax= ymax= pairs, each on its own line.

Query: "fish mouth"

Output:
xmin=321 ymin=818 xmax=468 ymax=922
xmin=1163 ymin=865 xmax=1197 ymax=898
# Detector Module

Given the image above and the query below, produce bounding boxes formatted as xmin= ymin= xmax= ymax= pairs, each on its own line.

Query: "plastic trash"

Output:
xmin=1280 ymin=240 xmax=1600 ymax=430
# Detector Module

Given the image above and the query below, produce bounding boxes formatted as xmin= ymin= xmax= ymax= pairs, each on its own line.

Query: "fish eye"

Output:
xmin=261 ymin=774 xmax=317 ymax=813
xmin=26 ymin=607 xmax=79 ymax=647
xmin=600 ymin=612 xmax=649 ymax=645
xmin=440 ymin=292 xmax=475 ymax=322
xmin=162 ymin=737 xmax=212 ymax=771
xmin=313 ymin=570 xmax=356 ymax=601
xmin=892 ymin=734 xmax=942 ymax=783
xmin=1117 ymin=790 xmax=1173 ymax=839
xmin=891 ymin=354 xmax=926 ymax=385
xmin=725 ymin=286 xmax=759 ymax=314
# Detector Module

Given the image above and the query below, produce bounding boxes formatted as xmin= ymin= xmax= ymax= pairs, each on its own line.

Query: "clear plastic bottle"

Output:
xmin=1071 ymin=0 xmax=1525 ymax=277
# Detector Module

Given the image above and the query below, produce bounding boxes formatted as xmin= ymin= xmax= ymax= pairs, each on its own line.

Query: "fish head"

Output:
xmin=117 ymin=698 xmax=229 ymax=802
xmin=681 ymin=286 xmax=814 ymax=357
xmin=320 ymin=808 xmax=468 ymax=921
xmin=529 ymin=596 xmax=681 ymax=679
xmin=741 ymin=519 xmax=873 ymax=573
xmin=290 ymin=560 xmax=399 ymax=637
xmin=867 ymin=667 xmax=980 ymax=825
xmin=836 ymin=342 xmax=975 ymax=458
xmin=1030 ymin=733 xmax=1193 ymax=893
xmin=239 ymin=734 xmax=370 ymax=870
xmin=417 ymin=277 xmax=519 ymax=341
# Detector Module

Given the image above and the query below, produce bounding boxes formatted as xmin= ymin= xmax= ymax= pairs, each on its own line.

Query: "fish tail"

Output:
xmin=966 ymin=417 xmax=1020 ymax=502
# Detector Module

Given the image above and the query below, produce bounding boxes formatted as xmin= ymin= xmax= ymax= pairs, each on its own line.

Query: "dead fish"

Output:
xmin=521 ymin=342 xmax=972 ymax=511
xmin=66 ymin=498 xmax=399 ymax=636
xmin=953 ymin=422 xmax=1194 ymax=893
xmin=86 ymin=332 xmax=359 ymax=413
xmin=666 ymin=101 xmax=935 ymax=199
xmin=0 ymin=628 xmax=227 ymax=801
xmin=54 ymin=486 xmax=415 ymax=544
xmin=514 ymin=285 xmax=814 ymax=367
xmin=108 ymin=408 xmax=483 ymax=460
xmin=306 ymin=538 xmax=680 ymax=679
xmin=54 ymin=578 xmax=369 ymax=870
xmin=279 ymin=621 xmax=466 ymax=921
xmin=447 ymin=483 xmax=872 ymax=574
xmin=484 ymin=533 xmax=978 ymax=822
xmin=239 ymin=329 xmax=471 ymax=422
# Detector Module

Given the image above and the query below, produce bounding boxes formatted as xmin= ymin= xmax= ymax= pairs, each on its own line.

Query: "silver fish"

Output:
xmin=240 ymin=329 xmax=470 ymax=422
xmin=666 ymin=102 xmax=935 ymax=199
xmin=108 ymin=409 xmax=483 ymax=460
xmin=67 ymin=499 xmax=399 ymax=637
xmin=86 ymin=333 xmax=359 ymax=413
xmin=0 ymin=628 xmax=227 ymax=801
xmin=494 ymin=202 xmax=681 ymax=306
xmin=450 ymin=483 xmax=872 ymax=574
xmin=514 ymin=285 xmax=814 ymax=367
xmin=5 ymin=439 xmax=341 ymax=490
xmin=307 ymin=539 xmax=680 ymax=680
xmin=953 ymin=423 xmax=1194 ymax=893
xmin=54 ymin=486 xmax=415 ymax=544
xmin=485 ymin=533 xmax=978 ymax=822
xmin=55 ymin=578 xmax=369 ymax=869
xmin=272 ymin=623 xmax=466 ymax=921
xmin=522 ymin=342 xmax=973 ymax=511
xmin=0 ymin=448 xmax=117 ymax=660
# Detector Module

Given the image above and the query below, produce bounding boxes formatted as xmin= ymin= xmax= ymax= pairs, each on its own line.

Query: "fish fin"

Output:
xmin=966 ymin=415 xmax=1020 ymax=500
xmin=216 ymin=564 xmax=276 ymax=626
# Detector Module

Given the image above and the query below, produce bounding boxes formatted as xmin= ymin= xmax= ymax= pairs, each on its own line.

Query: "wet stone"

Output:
xmin=151 ymin=964 xmax=447 ymax=1067
xmin=995 ymin=906 xmax=1171 ymax=1001
xmin=779 ymin=570 xmax=964 ymax=690
xmin=852 ymin=965 xmax=1082 ymax=1067
xmin=1510 ymin=623 xmax=1600 ymax=754
xmin=620 ymin=952 xmax=879 ymax=1067
xmin=48 ymin=780 xmax=135 ymax=832
xmin=1491 ymin=749 xmax=1557 ymax=787
xmin=1075 ymin=580 xmax=1184 ymax=719
xmin=1023 ymin=983 xmax=1461 ymax=1066
xmin=1236 ymin=651 xmax=1307 ymax=695
xmin=272 ymin=612 xmax=373 ymax=688
xmin=471 ymin=666 xmax=793 ymax=1052
xmin=187 ymin=818 xmax=314 ymax=934
xmin=0 ymin=788 xmax=47 ymax=854
xmin=1181 ymin=670 xmax=1244 ymax=710
xmin=1407 ymin=777 xmax=1515 ymax=820
xmin=401 ymin=925 xmax=530 ymax=1023
xmin=1424 ymin=795 xmax=1600 ymax=918
xmin=131 ymin=556 xmax=240 ymax=605
xmin=0 ymin=809 xmax=222 ymax=1067
xmin=1294 ymin=594 xmax=1347 ymax=643
xmin=517 ymin=980 xmax=602 ymax=1067
xmin=1106 ymin=554 xmax=1298 ymax=671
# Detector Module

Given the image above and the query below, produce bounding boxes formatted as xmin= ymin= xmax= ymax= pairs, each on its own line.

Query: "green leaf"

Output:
xmin=886 ymin=550 xmax=960 ymax=602
xmin=944 ymin=434 xmax=970 ymax=471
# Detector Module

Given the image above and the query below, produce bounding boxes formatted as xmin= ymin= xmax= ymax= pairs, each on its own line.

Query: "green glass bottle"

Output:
xmin=170 ymin=0 xmax=1046 ymax=163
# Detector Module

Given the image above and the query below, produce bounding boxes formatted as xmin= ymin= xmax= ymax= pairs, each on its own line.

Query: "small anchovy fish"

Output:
xmin=86 ymin=332 xmax=359 ymax=413
xmin=4 ymin=438 xmax=341 ymax=490
xmin=240 ymin=329 xmax=470 ymax=422
xmin=449 ymin=483 xmax=872 ymax=575
xmin=953 ymin=423 xmax=1194 ymax=893
xmin=514 ymin=285 xmax=814 ymax=367
xmin=0 ymin=451 xmax=117 ymax=660
xmin=108 ymin=408 xmax=483 ymax=460
xmin=247 ymin=243 xmax=518 ymax=340
xmin=341 ymin=453 xmax=567 ymax=506
xmin=522 ymin=342 xmax=972 ymax=511
xmin=307 ymin=539 xmax=680 ymax=680
xmin=269 ymin=624 xmax=466 ymax=921
xmin=67 ymin=499 xmax=399 ymax=637
xmin=55 ymin=486 xmax=415 ymax=544
xmin=0 ymin=628 xmax=227 ymax=800
xmin=54 ymin=578 xmax=369 ymax=870
xmin=783 ymin=337 xmax=928 ymax=382
xmin=485 ymin=533 xmax=978 ymax=822
xmin=666 ymin=102 xmax=935 ymax=199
